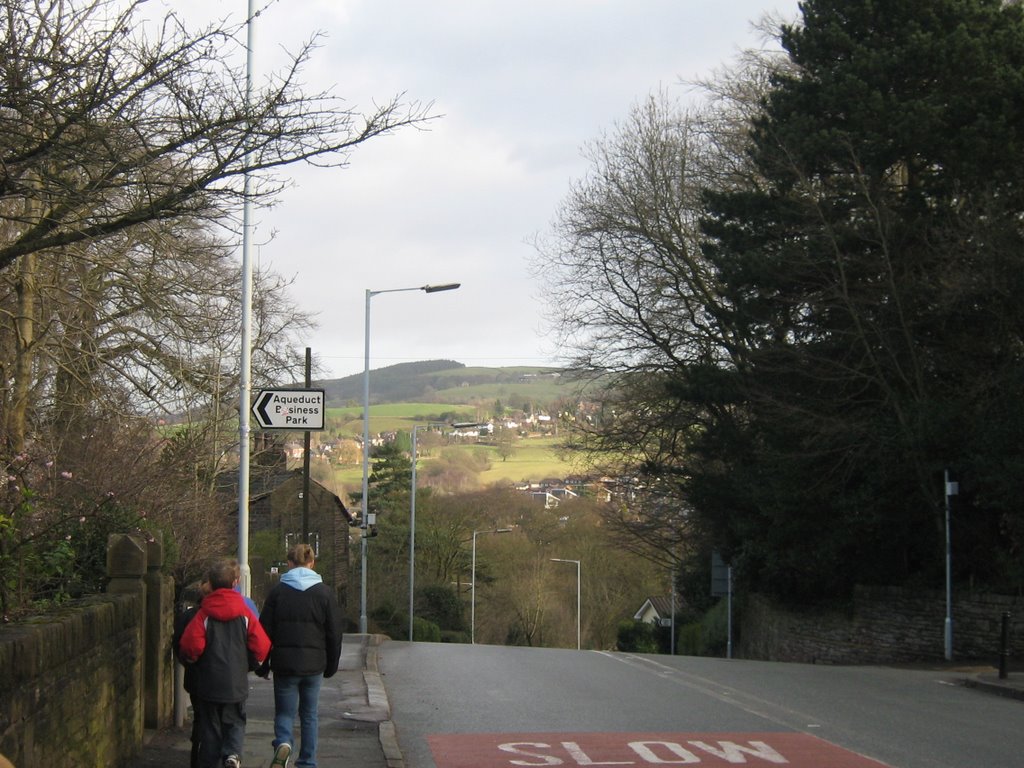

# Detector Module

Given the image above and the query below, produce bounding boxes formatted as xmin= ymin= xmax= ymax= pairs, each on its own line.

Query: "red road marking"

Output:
xmin=428 ymin=732 xmax=891 ymax=767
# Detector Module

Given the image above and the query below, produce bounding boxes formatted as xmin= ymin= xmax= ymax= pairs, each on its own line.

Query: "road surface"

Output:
xmin=377 ymin=641 xmax=1021 ymax=768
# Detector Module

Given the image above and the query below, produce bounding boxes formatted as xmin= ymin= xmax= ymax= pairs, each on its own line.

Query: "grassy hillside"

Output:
xmin=312 ymin=361 xmax=590 ymax=494
xmin=330 ymin=434 xmax=578 ymax=496
xmin=313 ymin=360 xmax=578 ymax=409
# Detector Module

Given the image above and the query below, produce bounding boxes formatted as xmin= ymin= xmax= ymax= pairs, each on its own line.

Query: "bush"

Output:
xmin=616 ymin=619 xmax=659 ymax=653
xmin=677 ymin=622 xmax=704 ymax=655
xmin=676 ymin=599 xmax=731 ymax=657
xmin=417 ymin=584 xmax=464 ymax=631
xmin=412 ymin=616 xmax=441 ymax=642
xmin=701 ymin=598 xmax=731 ymax=656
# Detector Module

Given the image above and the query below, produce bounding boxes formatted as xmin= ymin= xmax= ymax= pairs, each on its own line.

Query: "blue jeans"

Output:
xmin=273 ymin=673 xmax=324 ymax=767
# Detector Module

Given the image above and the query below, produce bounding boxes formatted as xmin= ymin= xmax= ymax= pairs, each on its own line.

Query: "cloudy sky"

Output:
xmin=164 ymin=0 xmax=800 ymax=381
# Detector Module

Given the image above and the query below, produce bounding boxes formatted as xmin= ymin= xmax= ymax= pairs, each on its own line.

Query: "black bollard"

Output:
xmin=999 ymin=611 xmax=1011 ymax=680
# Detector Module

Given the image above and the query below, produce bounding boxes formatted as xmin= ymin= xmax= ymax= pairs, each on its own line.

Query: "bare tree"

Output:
xmin=0 ymin=0 xmax=436 ymax=612
xmin=0 ymin=0 xmax=434 ymax=272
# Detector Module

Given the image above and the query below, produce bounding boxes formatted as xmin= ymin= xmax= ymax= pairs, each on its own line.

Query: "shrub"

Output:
xmin=616 ymin=619 xmax=659 ymax=653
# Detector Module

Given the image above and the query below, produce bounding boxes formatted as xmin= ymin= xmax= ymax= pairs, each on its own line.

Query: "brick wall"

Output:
xmin=0 ymin=594 xmax=144 ymax=767
xmin=738 ymin=585 xmax=1022 ymax=664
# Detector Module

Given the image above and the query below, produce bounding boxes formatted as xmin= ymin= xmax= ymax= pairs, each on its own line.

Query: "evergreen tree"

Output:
xmin=695 ymin=0 xmax=1024 ymax=600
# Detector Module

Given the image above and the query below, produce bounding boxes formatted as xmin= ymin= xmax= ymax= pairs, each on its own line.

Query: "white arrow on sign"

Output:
xmin=251 ymin=389 xmax=326 ymax=430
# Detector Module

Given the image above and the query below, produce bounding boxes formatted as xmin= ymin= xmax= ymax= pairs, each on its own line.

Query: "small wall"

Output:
xmin=0 ymin=595 xmax=143 ymax=766
xmin=738 ymin=585 xmax=1022 ymax=664
xmin=0 ymin=533 xmax=176 ymax=767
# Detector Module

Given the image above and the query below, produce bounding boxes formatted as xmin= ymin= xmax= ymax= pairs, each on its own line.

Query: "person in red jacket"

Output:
xmin=180 ymin=559 xmax=271 ymax=768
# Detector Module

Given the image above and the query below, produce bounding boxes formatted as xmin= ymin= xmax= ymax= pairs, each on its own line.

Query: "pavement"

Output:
xmin=960 ymin=667 xmax=1024 ymax=701
xmin=129 ymin=640 xmax=1023 ymax=768
xmin=130 ymin=633 xmax=401 ymax=768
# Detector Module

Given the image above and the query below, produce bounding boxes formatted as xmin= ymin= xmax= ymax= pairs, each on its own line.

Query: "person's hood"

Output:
xmin=281 ymin=566 xmax=323 ymax=592
xmin=201 ymin=588 xmax=251 ymax=621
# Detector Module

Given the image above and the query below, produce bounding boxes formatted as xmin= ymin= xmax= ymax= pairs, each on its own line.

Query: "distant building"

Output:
xmin=633 ymin=596 xmax=679 ymax=627
xmin=221 ymin=438 xmax=355 ymax=616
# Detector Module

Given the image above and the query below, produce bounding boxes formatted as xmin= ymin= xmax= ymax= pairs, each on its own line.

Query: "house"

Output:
xmin=246 ymin=470 xmax=354 ymax=614
xmin=531 ymin=491 xmax=560 ymax=509
xmin=221 ymin=438 xmax=355 ymax=616
xmin=548 ymin=487 xmax=578 ymax=500
xmin=634 ymin=596 xmax=678 ymax=627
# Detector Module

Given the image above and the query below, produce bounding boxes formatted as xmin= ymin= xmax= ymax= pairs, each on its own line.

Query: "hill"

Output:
xmin=313 ymin=359 xmax=575 ymax=408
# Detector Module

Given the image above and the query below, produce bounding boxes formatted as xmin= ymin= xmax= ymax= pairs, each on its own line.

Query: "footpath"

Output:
xmin=130 ymin=634 xmax=400 ymax=768
xmin=129 ymin=635 xmax=1023 ymax=768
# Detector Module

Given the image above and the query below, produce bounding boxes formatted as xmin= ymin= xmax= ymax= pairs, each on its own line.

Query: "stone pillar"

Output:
xmin=143 ymin=537 xmax=175 ymax=729
xmin=106 ymin=534 xmax=147 ymax=739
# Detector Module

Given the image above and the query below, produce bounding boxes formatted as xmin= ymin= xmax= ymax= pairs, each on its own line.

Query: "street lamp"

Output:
xmin=551 ymin=558 xmax=581 ymax=649
xmin=409 ymin=421 xmax=447 ymax=641
xmin=236 ymin=0 xmax=258 ymax=598
xmin=471 ymin=528 xmax=512 ymax=644
xmin=360 ymin=283 xmax=460 ymax=634
xmin=944 ymin=469 xmax=958 ymax=661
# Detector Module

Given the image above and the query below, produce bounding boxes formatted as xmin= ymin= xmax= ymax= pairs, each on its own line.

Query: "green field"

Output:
xmin=475 ymin=436 xmax=581 ymax=485
xmin=330 ymin=434 xmax=577 ymax=495
xmin=326 ymin=402 xmax=479 ymax=437
xmin=325 ymin=394 xmax=581 ymax=496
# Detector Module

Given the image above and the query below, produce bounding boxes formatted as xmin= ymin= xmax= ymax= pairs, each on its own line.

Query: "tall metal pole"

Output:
xmin=236 ymin=0 xmax=256 ymax=596
xmin=360 ymin=289 xmax=372 ymax=633
xmin=470 ymin=530 xmax=479 ymax=645
xmin=471 ymin=528 xmax=510 ymax=644
xmin=944 ymin=469 xmax=957 ymax=661
xmin=302 ymin=347 xmax=311 ymax=544
xmin=360 ymin=283 xmax=460 ymax=634
xmin=409 ymin=425 xmax=421 ymax=641
xmin=551 ymin=558 xmax=581 ymax=649
xmin=670 ymin=569 xmax=676 ymax=656
xmin=727 ymin=566 xmax=733 ymax=660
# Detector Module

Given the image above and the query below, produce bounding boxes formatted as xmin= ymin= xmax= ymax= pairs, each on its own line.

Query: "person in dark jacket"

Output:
xmin=173 ymin=578 xmax=211 ymax=768
xmin=259 ymin=543 xmax=342 ymax=768
xmin=180 ymin=559 xmax=271 ymax=768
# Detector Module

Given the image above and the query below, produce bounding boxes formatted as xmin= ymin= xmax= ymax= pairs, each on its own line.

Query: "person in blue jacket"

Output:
xmin=258 ymin=543 xmax=342 ymax=768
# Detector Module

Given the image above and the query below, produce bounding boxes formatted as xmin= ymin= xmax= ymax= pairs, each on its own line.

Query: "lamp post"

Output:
xmin=408 ymin=422 xmax=445 ymax=641
xmin=236 ymin=0 xmax=257 ymax=597
xmin=360 ymin=283 xmax=460 ymax=634
xmin=551 ymin=558 xmax=581 ymax=649
xmin=471 ymin=528 xmax=512 ymax=644
xmin=944 ymin=469 xmax=958 ymax=661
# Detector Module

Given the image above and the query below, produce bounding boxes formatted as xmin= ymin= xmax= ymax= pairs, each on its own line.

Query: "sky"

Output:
xmin=161 ymin=0 xmax=801 ymax=381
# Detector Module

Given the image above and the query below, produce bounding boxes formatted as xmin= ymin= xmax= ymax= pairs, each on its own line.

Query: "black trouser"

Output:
xmin=193 ymin=698 xmax=247 ymax=768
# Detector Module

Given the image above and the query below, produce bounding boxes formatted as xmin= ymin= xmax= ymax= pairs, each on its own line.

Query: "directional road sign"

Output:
xmin=251 ymin=388 xmax=325 ymax=430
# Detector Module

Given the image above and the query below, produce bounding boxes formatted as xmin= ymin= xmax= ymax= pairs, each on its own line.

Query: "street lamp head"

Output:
xmin=422 ymin=283 xmax=461 ymax=293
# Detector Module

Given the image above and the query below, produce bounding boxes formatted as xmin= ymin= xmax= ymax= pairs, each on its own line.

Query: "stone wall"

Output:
xmin=738 ymin=585 xmax=1022 ymax=664
xmin=0 ymin=594 xmax=143 ymax=766
xmin=0 ymin=533 xmax=175 ymax=767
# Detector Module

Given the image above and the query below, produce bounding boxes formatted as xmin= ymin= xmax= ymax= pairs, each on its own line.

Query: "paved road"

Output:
xmin=378 ymin=641 xmax=1023 ymax=768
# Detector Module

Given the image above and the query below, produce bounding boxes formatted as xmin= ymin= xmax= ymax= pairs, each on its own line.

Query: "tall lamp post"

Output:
xmin=360 ymin=283 xmax=460 ymax=634
xmin=236 ymin=0 xmax=257 ymax=597
xmin=551 ymin=558 xmax=581 ymax=649
xmin=944 ymin=469 xmax=958 ymax=661
xmin=408 ymin=422 xmax=444 ymax=641
xmin=471 ymin=528 xmax=512 ymax=644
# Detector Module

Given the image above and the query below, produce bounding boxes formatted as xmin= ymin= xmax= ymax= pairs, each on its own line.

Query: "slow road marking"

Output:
xmin=427 ymin=732 xmax=890 ymax=767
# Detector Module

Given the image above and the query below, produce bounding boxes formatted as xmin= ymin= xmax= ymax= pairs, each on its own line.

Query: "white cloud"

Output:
xmin=158 ymin=0 xmax=800 ymax=377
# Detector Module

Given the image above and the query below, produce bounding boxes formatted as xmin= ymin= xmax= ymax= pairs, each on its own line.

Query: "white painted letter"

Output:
xmin=628 ymin=741 xmax=701 ymax=764
xmin=562 ymin=741 xmax=634 ymax=765
xmin=499 ymin=742 xmax=564 ymax=766
xmin=688 ymin=741 xmax=788 ymax=764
